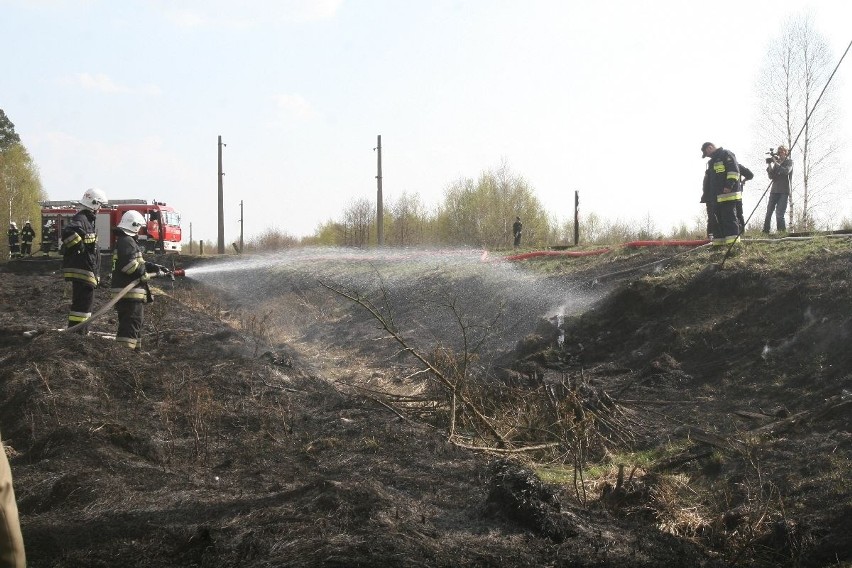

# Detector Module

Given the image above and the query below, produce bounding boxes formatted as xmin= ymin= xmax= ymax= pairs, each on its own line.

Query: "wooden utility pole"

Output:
xmin=574 ymin=190 xmax=580 ymax=246
xmin=189 ymin=222 xmax=193 ymax=254
xmin=375 ymin=134 xmax=384 ymax=246
xmin=217 ymin=135 xmax=225 ymax=254
xmin=239 ymin=199 xmax=244 ymax=253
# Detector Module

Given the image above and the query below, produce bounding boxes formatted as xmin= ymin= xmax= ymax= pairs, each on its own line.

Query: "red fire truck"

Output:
xmin=40 ymin=199 xmax=183 ymax=253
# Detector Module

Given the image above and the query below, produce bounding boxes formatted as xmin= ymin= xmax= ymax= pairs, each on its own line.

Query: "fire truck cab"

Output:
xmin=40 ymin=199 xmax=182 ymax=253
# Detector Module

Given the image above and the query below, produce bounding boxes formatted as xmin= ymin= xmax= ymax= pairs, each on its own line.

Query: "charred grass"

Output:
xmin=1 ymin=240 xmax=850 ymax=567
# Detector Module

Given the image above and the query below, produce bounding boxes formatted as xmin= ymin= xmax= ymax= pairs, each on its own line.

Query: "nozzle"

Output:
xmin=172 ymin=268 xmax=185 ymax=278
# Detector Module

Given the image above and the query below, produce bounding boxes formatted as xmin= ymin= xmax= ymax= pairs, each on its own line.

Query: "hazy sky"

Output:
xmin=2 ymin=0 xmax=851 ymax=242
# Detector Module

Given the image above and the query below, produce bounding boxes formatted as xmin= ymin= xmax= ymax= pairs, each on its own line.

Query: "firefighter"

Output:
xmin=0 ymin=432 xmax=26 ymax=568
xmin=41 ymin=219 xmax=57 ymax=257
xmin=700 ymin=142 xmax=742 ymax=246
xmin=512 ymin=216 xmax=522 ymax=249
xmin=7 ymin=222 xmax=20 ymax=259
xmin=110 ymin=210 xmax=164 ymax=350
xmin=19 ymin=221 xmax=36 ymax=256
xmin=61 ymin=187 xmax=108 ymax=331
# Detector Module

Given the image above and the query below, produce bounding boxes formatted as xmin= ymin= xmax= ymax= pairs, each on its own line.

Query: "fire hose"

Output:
xmin=64 ymin=267 xmax=185 ymax=333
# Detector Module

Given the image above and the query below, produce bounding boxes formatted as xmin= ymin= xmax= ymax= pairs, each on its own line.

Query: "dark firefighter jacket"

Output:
xmin=706 ymin=147 xmax=742 ymax=205
xmin=41 ymin=224 xmax=56 ymax=246
xmin=110 ymin=230 xmax=151 ymax=302
xmin=21 ymin=224 xmax=36 ymax=243
xmin=702 ymin=161 xmax=752 ymax=204
xmin=7 ymin=228 xmax=19 ymax=246
xmin=61 ymin=209 xmax=99 ymax=287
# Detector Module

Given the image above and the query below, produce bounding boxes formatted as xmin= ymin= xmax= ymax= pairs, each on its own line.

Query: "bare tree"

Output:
xmin=388 ymin=191 xmax=427 ymax=246
xmin=341 ymin=197 xmax=374 ymax=246
xmin=756 ymin=13 xmax=841 ymax=230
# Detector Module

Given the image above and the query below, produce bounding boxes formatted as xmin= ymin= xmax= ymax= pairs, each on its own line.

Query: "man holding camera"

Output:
xmin=764 ymin=145 xmax=793 ymax=234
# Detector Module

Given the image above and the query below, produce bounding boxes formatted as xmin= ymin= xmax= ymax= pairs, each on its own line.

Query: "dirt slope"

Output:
xmin=0 ymin=241 xmax=850 ymax=568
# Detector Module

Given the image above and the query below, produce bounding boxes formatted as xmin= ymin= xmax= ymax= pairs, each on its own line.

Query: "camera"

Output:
xmin=765 ymin=148 xmax=778 ymax=164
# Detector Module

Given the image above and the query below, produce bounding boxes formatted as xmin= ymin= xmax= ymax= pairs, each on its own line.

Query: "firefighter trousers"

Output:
xmin=68 ymin=281 xmax=95 ymax=331
xmin=713 ymin=200 xmax=740 ymax=246
xmin=115 ymin=300 xmax=144 ymax=349
xmin=0 ymin=435 xmax=26 ymax=568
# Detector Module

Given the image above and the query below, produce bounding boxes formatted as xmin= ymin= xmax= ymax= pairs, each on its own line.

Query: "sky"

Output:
xmin=2 ymin=0 xmax=851 ymax=243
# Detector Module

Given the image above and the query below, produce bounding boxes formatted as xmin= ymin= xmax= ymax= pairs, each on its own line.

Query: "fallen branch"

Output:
xmin=450 ymin=439 xmax=560 ymax=454
xmin=319 ymin=280 xmax=509 ymax=447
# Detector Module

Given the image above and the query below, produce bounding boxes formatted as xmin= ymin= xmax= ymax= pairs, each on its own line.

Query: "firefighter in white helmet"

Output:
xmin=61 ymin=188 xmax=108 ymax=331
xmin=110 ymin=210 xmax=166 ymax=349
xmin=7 ymin=222 xmax=20 ymax=259
xmin=19 ymin=221 xmax=36 ymax=256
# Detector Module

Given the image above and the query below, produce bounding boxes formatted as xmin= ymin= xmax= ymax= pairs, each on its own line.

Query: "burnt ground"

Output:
xmin=0 ymin=240 xmax=850 ymax=568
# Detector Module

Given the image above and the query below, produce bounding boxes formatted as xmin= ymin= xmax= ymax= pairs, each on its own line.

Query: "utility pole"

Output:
xmin=189 ymin=222 xmax=193 ymax=255
xmin=217 ymin=135 xmax=226 ymax=255
xmin=375 ymin=134 xmax=384 ymax=246
xmin=574 ymin=190 xmax=580 ymax=246
xmin=239 ymin=199 xmax=244 ymax=253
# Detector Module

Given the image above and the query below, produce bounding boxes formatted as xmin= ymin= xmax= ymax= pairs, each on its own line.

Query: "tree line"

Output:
xmin=1 ymin=109 xmax=47 ymax=258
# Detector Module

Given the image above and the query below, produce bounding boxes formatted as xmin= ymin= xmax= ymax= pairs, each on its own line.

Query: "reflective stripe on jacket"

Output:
xmin=707 ymin=147 xmax=742 ymax=200
xmin=61 ymin=209 xmax=99 ymax=286
xmin=110 ymin=231 xmax=149 ymax=302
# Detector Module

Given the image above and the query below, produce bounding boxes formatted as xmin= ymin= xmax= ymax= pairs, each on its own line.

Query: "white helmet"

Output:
xmin=117 ymin=210 xmax=145 ymax=235
xmin=80 ymin=187 xmax=108 ymax=211
xmin=9 ymin=222 xmax=16 ymax=229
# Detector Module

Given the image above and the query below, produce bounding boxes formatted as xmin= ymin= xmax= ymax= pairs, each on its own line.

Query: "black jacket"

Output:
xmin=110 ymin=230 xmax=151 ymax=302
xmin=61 ymin=209 xmax=100 ymax=287
xmin=21 ymin=224 xmax=36 ymax=243
xmin=704 ymin=148 xmax=743 ymax=209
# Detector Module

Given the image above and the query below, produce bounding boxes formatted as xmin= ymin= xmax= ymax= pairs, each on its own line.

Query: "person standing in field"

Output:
xmin=512 ymin=216 xmax=522 ymax=249
xmin=764 ymin=145 xmax=793 ymax=234
xmin=61 ymin=187 xmax=108 ymax=332
xmin=19 ymin=221 xmax=36 ymax=257
xmin=701 ymin=142 xmax=742 ymax=246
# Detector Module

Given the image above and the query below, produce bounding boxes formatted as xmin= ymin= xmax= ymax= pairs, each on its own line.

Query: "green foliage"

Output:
xmin=307 ymin=220 xmax=345 ymax=246
xmin=384 ymin=191 xmax=430 ymax=246
xmin=0 ymin=109 xmax=21 ymax=151
xmin=433 ymin=161 xmax=552 ymax=248
xmin=2 ymin=142 xmax=47 ymax=258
